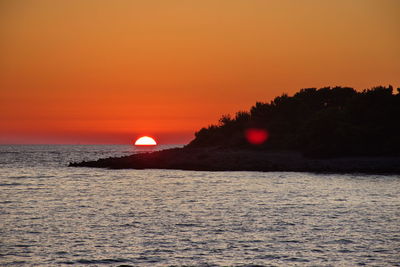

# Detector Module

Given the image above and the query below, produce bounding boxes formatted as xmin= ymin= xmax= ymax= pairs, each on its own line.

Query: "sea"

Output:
xmin=1 ymin=145 xmax=399 ymax=266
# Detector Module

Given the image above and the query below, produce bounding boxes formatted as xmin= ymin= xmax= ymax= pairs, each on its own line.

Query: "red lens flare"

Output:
xmin=245 ymin=128 xmax=268 ymax=145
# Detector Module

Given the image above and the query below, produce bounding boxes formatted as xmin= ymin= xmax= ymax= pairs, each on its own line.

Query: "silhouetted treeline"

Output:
xmin=187 ymin=86 xmax=400 ymax=157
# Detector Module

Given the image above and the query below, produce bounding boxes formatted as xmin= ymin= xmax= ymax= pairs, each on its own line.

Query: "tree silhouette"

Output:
xmin=188 ymin=86 xmax=400 ymax=157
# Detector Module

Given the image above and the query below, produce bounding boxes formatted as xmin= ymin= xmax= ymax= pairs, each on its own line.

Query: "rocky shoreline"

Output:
xmin=69 ymin=147 xmax=400 ymax=174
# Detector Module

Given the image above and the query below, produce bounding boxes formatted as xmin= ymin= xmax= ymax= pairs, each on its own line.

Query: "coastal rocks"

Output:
xmin=69 ymin=147 xmax=400 ymax=174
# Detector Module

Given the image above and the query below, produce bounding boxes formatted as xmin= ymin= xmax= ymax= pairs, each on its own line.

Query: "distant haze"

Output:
xmin=1 ymin=0 xmax=399 ymax=144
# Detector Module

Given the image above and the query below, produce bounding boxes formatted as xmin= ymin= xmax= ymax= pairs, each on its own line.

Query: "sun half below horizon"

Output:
xmin=134 ymin=136 xmax=157 ymax=146
xmin=0 ymin=0 xmax=399 ymax=144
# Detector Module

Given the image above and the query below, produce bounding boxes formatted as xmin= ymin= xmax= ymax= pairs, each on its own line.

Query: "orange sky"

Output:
xmin=1 ymin=0 xmax=399 ymax=144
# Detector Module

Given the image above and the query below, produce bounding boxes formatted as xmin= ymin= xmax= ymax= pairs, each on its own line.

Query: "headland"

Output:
xmin=70 ymin=86 xmax=400 ymax=173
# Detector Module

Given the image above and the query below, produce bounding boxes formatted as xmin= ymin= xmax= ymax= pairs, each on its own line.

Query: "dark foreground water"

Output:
xmin=1 ymin=145 xmax=399 ymax=266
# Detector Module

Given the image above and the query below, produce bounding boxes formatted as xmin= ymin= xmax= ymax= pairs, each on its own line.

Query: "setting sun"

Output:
xmin=134 ymin=136 xmax=157 ymax=146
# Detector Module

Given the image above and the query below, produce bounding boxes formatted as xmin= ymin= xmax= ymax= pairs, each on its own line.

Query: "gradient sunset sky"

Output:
xmin=1 ymin=0 xmax=399 ymax=144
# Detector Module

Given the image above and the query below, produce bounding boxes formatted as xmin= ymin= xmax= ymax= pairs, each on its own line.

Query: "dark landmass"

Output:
xmin=70 ymin=86 xmax=400 ymax=173
xmin=69 ymin=147 xmax=400 ymax=173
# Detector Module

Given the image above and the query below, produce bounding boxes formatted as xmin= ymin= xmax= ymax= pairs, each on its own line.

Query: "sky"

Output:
xmin=1 ymin=0 xmax=399 ymax=144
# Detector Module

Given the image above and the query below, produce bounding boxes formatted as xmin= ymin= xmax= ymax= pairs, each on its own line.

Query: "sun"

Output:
xmin=134 ymin=136 xmax=157 ymax=146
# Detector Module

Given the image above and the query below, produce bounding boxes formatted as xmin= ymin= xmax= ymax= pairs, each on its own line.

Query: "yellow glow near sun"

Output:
xmin=134 ymin=136 xmax=157 ymax=146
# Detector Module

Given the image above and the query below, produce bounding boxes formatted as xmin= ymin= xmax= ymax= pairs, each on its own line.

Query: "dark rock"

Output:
xmin=69 ymin=147 xmax=400 ymax=174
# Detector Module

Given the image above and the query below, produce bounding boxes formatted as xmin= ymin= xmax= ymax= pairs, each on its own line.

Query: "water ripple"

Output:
xmin=1 ymin=145 xmax=399 ymax=266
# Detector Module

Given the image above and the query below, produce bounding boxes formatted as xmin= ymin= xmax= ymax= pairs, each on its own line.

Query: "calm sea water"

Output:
xmin=1 ymin=145 xmax=399 ymax=266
